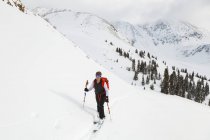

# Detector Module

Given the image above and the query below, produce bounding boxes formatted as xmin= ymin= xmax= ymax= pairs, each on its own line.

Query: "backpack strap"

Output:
xmin=101 ymin=77 xmax=109 ymax=89
xmin=93 ymin=77 xmax=109 ymax=90
xmin=93 ymin=79 xmax=96 ymax=88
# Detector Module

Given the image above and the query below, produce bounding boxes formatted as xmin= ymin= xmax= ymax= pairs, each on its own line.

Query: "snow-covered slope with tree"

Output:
xmin=32 ymin=7 xmax=210 ymax=104
xmin=2 ymin=2 xmax=210 ymax=140
xmin=2 ymin=0 xmax=25 ymax=12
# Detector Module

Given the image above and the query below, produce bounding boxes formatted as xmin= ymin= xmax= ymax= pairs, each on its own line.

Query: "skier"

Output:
xmin=84 ymin=71 xmax=109 ymax=120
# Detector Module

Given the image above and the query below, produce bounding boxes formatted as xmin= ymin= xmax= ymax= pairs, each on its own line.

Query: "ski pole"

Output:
xmin=107 ymin=102 xmax=112 ymax=121
xmin=83 ymin=80 xmax=88 ymax=108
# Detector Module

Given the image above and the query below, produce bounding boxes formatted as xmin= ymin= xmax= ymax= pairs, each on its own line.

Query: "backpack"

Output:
xmin=94 ymin=77 xmax=109 ymax=90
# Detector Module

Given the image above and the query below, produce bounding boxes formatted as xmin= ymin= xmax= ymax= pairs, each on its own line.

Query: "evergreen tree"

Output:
xmin=201 ymin=85 xmax=205 ymax=102
xmin=116 ymin=48 xmax=119 ymax=53
xmin=187 ymin=92 xmax=192 ymax=100
xmin=154 ymin=78 xmax=156 ymax=84
xmin=196 ymin=73 xmax=199 ymax=78
xmin=175 ymin=81 xmax=180 ymax=96
xmin=192 ymin=71 xmax=194 ymax=80
xmin=146 ymin=75 xmax=150 ymax=85
xmin=143 ymin=62 xmax=147 ymax=74
xmin=147 ymin=53 xmax=151 ymax=59
xmin=132 ymin=59 xmax=136 ymax=71
xmin=135 ymin=49 xmax=138 ymax=54
xmin=150 ymin=73 xmax=154 ymax=81
xmin=161 ymin=68 xmax=169 ymax=94
xmin=133 ymin=71 xmax=138 ymax=81
xmin=188 ymin=80 xmax=192 ymax=93
xmin=119 ymin=48 xmax=123 ymax=56
xmin=148 ymin=62 xmax=151 ymax=75
xmin=137 ymin=60 xmax=141 ymax=73
xmin=195 ymin=80 xmax=202 ymax=103
xmin=201 ymin=77 xmax=205 ymax=86
xmin=150 ymin=84 xmax=154 ymax=90
xmin=175 ymin=75 xmax=184 ymax=97
xmin=184 ymin=74 xmax=189 ymax=92
xmin=180 ymin=76 xmax=185 ymax=97
xmin=140 ymin=61 xmax=144 ymax=73
xmin=177 ymin=69 xmax=180 ymax=77
xmin=142 ymin=75 xmax=145 ymax=86
xmin=153 ymin=64 xmax=158 ymax=79
xmin=191 ymin=81 xmax=196 ymax=99
xmin=169 ymin=71 xmax=176 ymax=95
xmin=172 ymin=66 xmax=175 ymax=71
xmin=187 ymin=81 xmax=193 ymax=100
xmin=123 ymin=52 xmax=127 ymax=58
xmin=127 ymin=52 xmax=129 ymax=58
xmin=185 ymin=69 xmax=187 ymax=73
xmin=157 ymin=73 xmax=161 ymax=80
xmin=205 ymin=82 xmax=210 ymax=96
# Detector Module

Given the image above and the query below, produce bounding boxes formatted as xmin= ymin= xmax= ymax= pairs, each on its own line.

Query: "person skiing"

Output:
xmin=84 ymin=71 xmax=109 ymax=120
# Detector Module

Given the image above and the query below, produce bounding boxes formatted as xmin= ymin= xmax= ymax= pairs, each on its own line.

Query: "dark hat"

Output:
xmin=96 ymin=71 xmax=102 ymax=77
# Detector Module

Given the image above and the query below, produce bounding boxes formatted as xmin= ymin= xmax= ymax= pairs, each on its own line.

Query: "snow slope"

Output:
xmin=0 ymin=2 xmax=127 ymax=139
xmin=1 ymin=2 xmax=210 ymax=140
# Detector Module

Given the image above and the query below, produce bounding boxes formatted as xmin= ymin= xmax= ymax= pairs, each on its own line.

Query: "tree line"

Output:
xmin=116 ymin=47 xmax=210 ymax=106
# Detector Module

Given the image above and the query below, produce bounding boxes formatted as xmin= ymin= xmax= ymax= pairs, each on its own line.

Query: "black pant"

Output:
xmin=95 ymin=93 xmax=106 ymax=119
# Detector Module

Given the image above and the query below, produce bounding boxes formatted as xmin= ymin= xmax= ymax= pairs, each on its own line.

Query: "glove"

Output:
xmin=105 ymin=96 xmax=109 ymax=103
xmin=84 ymin=88 xmax=89 ymax=92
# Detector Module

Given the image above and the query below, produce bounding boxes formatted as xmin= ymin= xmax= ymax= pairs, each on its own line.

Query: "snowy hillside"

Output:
xmin=32 ymin=8 xmax=127 ymax=42
xmin=2 ymin=2 xmax=210 ymax=140
xmin=0 ymin=2 xmax=125 ymax=139
xmin=32 ymin=7 xmax=210 ymax=102
xmin=32 ymin=8 xmax=140 ymax=83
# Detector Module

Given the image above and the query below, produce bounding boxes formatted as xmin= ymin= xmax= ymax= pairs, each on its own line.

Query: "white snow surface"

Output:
xmin=1 ymin=3 xmax=210 ymax=140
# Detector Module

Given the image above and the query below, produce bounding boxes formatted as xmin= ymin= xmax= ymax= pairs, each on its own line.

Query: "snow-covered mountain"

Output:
xmin=183 ymin=44 xmax=210 ymax=57
xmin=115 ymin=20 xmax=206 ymax=46
xmin=2 ymin=2 xmax=210 ymax=140
xmin=114 ymin=20 xmax=210 ymax=63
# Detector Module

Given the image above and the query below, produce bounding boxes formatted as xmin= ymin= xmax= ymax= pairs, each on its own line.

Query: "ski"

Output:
xmin=93 ymin=121 xmax=98 ymax=124
xmin=92 ymin=119 xmax=104 ymax=133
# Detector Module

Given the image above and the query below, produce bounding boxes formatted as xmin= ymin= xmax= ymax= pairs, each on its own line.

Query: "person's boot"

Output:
xmin=99 ymin=118 xmax=104 ymax=125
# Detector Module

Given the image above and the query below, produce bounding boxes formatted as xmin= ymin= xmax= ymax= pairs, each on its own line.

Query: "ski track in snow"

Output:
xmin=50 ymin=89 xmax=102 ymax=140
xmin=50 ymin=88 xmax=130 ymax=140
xmin=79 ymin=94 xmax=130 ymax=140
xmin=50 ymin=90 xmax=97 ymax=119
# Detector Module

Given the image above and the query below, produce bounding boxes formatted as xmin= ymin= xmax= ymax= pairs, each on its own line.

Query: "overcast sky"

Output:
xmin=22 ymin=0 xmax=210 ymax=31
